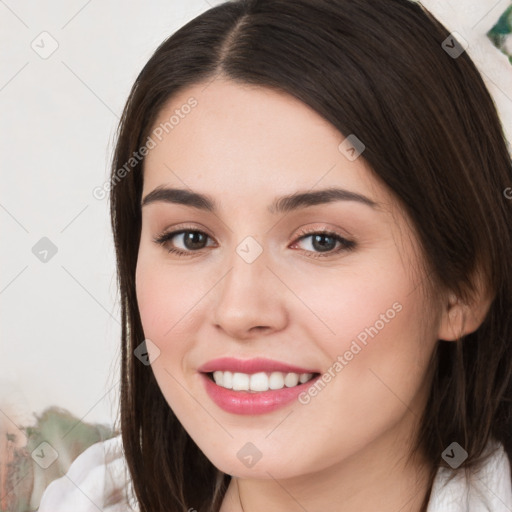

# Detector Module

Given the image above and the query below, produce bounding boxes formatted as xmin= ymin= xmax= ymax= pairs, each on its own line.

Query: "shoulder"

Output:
xmin=37 ymin=435 xmax=139 ymax=512
xmin=427 ymin=438 xmax=512 ymax=511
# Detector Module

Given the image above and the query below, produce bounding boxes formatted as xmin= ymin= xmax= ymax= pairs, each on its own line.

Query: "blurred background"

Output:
xmin=1 ymin=0 xmax=511 ymax=510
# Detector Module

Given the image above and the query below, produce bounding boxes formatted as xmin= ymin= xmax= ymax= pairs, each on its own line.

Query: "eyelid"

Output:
xmin=293 ymin=222 xmax=354 ymax=242
xmin=152 ymin=222 xmax=214 ymax=241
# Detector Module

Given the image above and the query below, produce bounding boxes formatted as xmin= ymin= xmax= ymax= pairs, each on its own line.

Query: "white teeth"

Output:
xmin=211 ymin=371 xmax=315 ymax=391
xmin=249 ymin=372 xmax=269 ymax=392
xmin=284 ymin=372 xmax=299 ymax=387
xmin=223 ymin=371 xmax=233 ymax=389
xmin=299 ymin=373 xmax=312 ymax=383
xmin=213 ymin=371 xmax=223 ymax=387
xmin=232 ymin=372 xmax=250 ymax=390
xmin=269 ymin=371 xmax=284 ymax=390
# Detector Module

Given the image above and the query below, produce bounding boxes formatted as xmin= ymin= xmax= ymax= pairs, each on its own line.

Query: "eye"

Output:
xmin=290 ymin=228 xmax=356 ymax=258
xmin=153 ymin=227 xmax=215 ymax=256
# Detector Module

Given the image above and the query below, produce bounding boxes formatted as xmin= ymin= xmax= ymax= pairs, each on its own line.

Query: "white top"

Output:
xmin=37 ymin=435 xmax=512 ymax=511
xmin=37 ymin=435 xmax=139 ymax=512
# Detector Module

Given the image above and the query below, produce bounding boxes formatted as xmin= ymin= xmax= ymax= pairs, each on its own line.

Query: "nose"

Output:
xmin=212 ymin=243 xmax=288 ymax=340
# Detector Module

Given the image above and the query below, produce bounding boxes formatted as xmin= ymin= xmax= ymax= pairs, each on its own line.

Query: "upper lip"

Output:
xmin=198 ymin=357 xmax=319 ymax=374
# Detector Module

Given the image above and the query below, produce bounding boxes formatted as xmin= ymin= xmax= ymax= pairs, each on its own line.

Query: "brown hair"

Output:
xmin=109 ymin=0 xmax=512 ymax=510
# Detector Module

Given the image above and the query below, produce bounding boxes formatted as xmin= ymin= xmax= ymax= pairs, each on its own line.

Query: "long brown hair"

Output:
xmin=109 ymin=1 xmax=512 ymax=510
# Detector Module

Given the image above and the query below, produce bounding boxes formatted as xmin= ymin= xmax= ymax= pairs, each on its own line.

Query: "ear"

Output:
xmin=437 ymin=269 xmax=494 ymax=342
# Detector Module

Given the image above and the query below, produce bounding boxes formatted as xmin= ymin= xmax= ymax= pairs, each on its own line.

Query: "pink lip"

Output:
xmin=197 ymin=357 xmax=318 ymax=374
xmin=200 ymin=373 xmax=321 ymax=415
xmin=197 ymin=357 xmax=320 ymax=415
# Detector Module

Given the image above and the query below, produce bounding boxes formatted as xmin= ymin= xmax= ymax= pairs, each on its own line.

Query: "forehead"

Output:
xmin=142 ymin=78 xmax=389 ymax=208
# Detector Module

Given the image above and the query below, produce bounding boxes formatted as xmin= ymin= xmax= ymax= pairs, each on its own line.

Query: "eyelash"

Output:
xmin=152 ymin=225 xmax=356 ymax=259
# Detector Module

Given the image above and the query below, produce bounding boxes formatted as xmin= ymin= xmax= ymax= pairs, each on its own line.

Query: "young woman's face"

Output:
xmin=136 ymin=79 xmax=441 ymax=479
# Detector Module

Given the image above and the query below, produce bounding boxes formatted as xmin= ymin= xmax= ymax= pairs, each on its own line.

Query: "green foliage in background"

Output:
xmin=488 ymin=4 xmax=512 ymax=64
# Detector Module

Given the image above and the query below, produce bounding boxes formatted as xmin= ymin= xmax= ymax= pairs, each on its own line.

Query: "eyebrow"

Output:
xmin=141 ymin=186 xmax=378 ymax=213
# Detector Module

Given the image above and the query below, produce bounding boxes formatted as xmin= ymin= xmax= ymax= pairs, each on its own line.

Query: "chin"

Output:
xmin=201 ymin=443 xmax=309 ymax=480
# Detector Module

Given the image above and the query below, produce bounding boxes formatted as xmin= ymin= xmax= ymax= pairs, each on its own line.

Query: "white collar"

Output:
xmin=427 ymin=439 xmax=512 ymax=511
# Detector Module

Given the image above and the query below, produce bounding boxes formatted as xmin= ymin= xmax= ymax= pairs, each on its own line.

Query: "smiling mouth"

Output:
xmin=205 ymin=370 xmax=320 ymax=392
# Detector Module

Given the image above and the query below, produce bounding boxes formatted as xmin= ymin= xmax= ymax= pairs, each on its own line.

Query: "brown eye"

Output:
xmin=291 ymin=229 xmax=356 ymax=259
xmin=180 ymin=231 xmax=209 ymax=250
xmin=153 ymin=229 xmax=214 ymax=256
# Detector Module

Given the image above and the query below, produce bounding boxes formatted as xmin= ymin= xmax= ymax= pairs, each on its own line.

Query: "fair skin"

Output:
xmin=135 ymin=78 xmax=486 ymax=511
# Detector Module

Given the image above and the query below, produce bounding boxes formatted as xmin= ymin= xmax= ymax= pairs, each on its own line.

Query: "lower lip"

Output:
xmin=200 ymin=373 xmax=320 ymax=415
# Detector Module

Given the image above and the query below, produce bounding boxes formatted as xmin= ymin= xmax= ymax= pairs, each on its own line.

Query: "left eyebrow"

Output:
xmin=140 ymin=186 xmax=378 ymax=213
xmin=269 ymin=187 xmax=378 ymax=214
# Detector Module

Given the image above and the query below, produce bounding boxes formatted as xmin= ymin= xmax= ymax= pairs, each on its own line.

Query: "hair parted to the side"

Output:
xmin=109 ymin=0 xmax=512 ymax=510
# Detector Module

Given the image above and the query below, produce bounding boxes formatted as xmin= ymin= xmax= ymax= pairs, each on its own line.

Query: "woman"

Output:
xmin=38 ymin=0 xmax=512 ymax=510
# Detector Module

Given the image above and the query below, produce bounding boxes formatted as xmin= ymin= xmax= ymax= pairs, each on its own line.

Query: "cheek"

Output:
xmin=135 ymin=259 xmax=187 ymax=385
xmin=135 ymin=259 xmax=200 ymax=414
xmin=135 ymin=255 xmax=205 ymax=343
xmin=289 ymin=251 xmax=421 ymax=353
xmin=135 ymin=262 xmax=167 ymax=341
xmin=135 ymin=253 xmax=220 ymax=391
xmin=290 ymin=253 xmax=435 ymax=413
